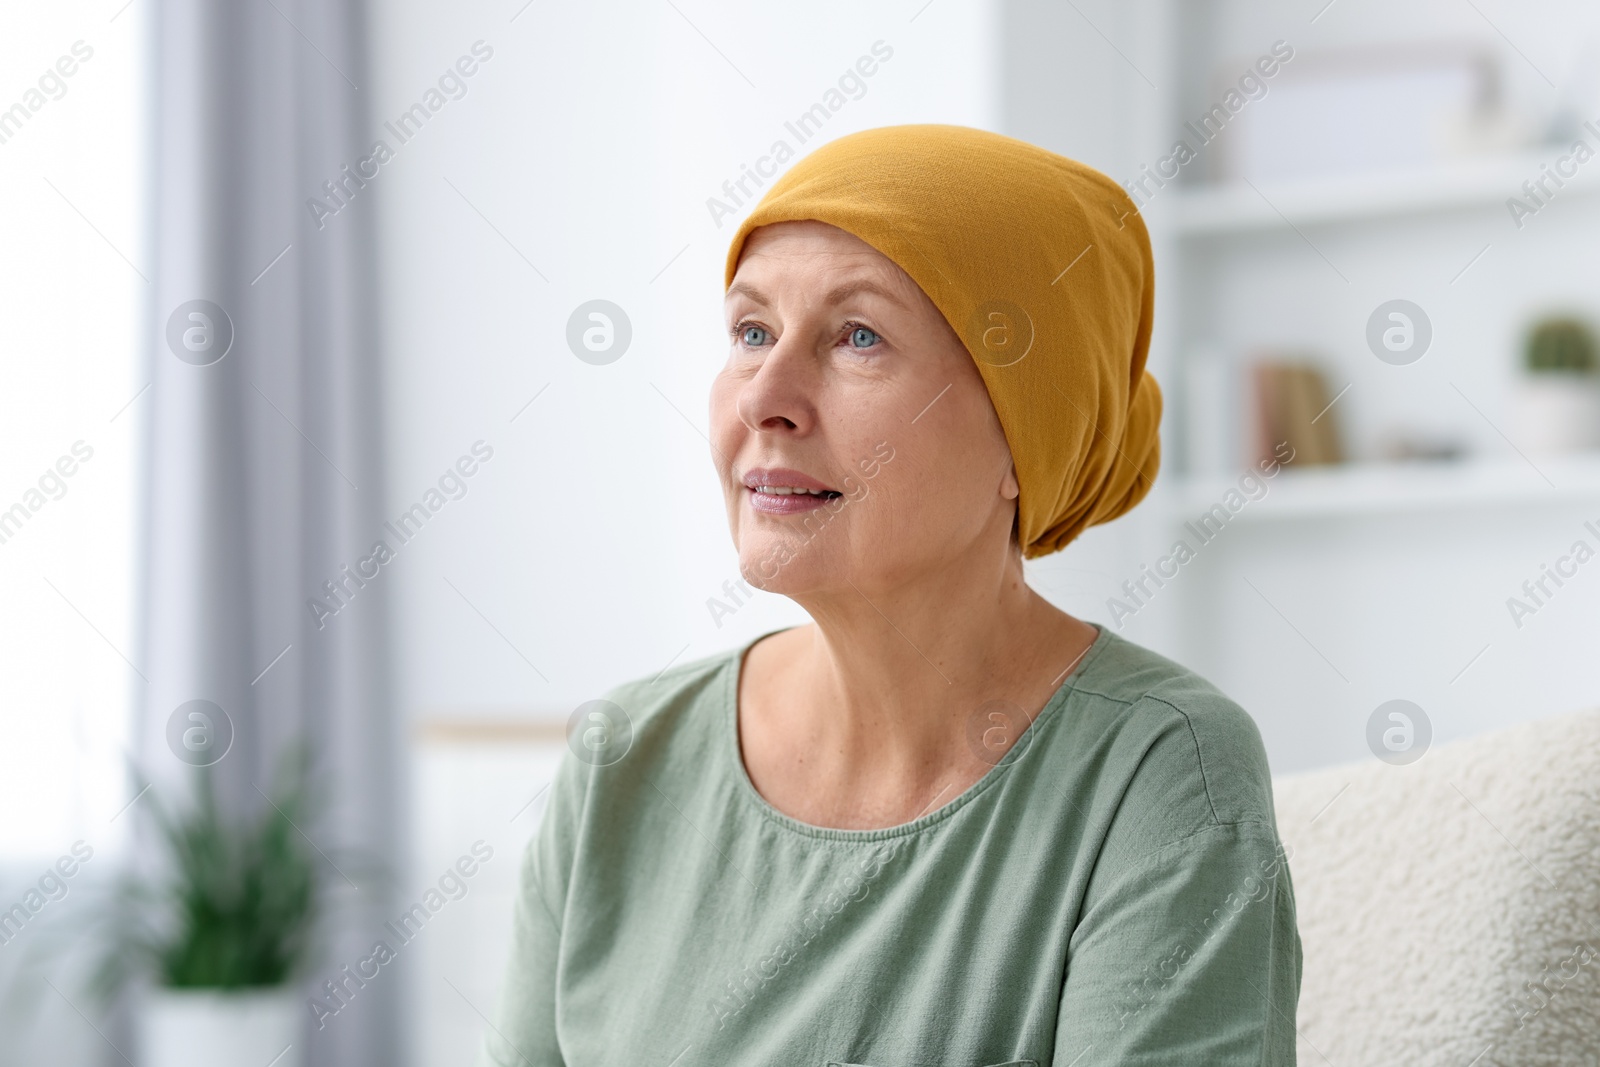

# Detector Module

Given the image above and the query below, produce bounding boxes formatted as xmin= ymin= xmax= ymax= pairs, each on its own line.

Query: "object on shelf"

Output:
xmin=1526 ymin=316 xmax=1597 ymax=372
xmin=1511 ymin=315 xmax=1600 ymax=455
xmin=1250 ymin=359 xmax=1344 ymax=468
xmin=1219 ymin=43 xmax=1529 ymax=183
xmin=1375 ymin=430 xmax=1468 ymax=464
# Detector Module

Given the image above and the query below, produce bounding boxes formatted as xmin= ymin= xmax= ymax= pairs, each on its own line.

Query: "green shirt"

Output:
xmin=481 ymin=624 xmax=1301 ymax=1066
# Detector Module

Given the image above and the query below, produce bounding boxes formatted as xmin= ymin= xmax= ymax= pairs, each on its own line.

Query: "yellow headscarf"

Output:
xmin=723 ymin=124 xmax=1161 ymax=559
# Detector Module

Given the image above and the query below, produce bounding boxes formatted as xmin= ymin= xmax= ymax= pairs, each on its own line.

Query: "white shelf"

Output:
xmin=1167 ymin=148 xmax=1600 ymax=236
xmin=1165 ymin=455 xmax=1600 ymax=523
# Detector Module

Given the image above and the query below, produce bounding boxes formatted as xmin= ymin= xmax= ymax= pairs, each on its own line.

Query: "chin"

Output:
xmin=736 ymin=538 xmax=844 ymax=598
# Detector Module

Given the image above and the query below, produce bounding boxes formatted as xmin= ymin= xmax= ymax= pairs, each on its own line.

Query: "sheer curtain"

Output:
xmin=141 ymin=1 xmax=401 ymax=1064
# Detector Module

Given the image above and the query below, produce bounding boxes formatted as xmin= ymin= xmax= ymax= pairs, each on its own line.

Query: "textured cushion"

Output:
xmin=1273 ymin=709 xmax=1600 ymax=1066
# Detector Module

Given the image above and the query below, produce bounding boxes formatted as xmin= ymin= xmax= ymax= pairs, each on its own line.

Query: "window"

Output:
xmin=0 ymin=2 xmax=144 ymax=861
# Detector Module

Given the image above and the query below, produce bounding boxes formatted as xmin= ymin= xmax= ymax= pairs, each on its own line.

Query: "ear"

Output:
xmin=1000 ymin=458 xmax=1020 ymax=502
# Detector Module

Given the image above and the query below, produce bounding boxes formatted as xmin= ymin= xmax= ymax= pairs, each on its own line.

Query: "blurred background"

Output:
xmin=4 ymin=0 xmax=1600 ymax=1064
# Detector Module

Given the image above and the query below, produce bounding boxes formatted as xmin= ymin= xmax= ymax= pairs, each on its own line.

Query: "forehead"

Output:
xmin=727 ymin=220 xmax=917 ymax=305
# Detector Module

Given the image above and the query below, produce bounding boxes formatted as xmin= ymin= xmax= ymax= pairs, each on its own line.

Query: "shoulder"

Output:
xmin=599 ymin=643 xmax=741 ymax=727
xmin=549 ymin=640 xmax=748 ymax=806
xmin=1052 ymin=629 xmax=1279 ymax=857
xmin=524 ymin=641 xmax=748 ymax=900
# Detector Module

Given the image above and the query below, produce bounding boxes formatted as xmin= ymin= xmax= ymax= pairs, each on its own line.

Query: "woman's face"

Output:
xmin=711 ymin=220 xmax=1018 ymax=599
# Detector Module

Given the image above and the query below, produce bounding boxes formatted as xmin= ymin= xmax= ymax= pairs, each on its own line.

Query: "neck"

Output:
xmin=780 ymin=544 xmax=1094 ymax=772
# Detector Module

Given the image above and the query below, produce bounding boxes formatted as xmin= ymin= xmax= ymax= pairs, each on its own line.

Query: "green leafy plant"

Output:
xmin=92 ymin=748 xmax=326 ymax=997
xmin=1525 ymin=316 xmax=1598 ymax=374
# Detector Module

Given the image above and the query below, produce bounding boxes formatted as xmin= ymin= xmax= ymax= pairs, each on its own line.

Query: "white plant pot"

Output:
xmin=140 ymin=987 xmax=302 ymax=1067
xmin=1510 ymin=375 xmax=1600 ymax=456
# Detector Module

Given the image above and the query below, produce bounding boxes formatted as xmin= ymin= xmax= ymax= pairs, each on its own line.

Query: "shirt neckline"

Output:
xmin=721 ymin=620 xmax=1117 ymax=842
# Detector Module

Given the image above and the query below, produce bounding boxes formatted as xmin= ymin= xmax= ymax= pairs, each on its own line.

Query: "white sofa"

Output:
xmin=1273 ymin=708 xmax=1600 ymax=1066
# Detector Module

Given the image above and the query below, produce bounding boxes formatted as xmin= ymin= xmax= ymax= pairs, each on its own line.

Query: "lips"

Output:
xmin=741 ymin=466 xmax=843 ymax=515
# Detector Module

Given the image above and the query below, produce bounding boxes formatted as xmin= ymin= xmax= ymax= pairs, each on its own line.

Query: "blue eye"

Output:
xmin=739 ymin=324 xmax=770 ymax=347
xmin=848 ymin=325 xmax=880 ymax=349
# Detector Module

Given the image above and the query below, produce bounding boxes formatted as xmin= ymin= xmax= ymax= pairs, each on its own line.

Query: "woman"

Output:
xmin=483 ymin=125 xmax=1301 ymax=1066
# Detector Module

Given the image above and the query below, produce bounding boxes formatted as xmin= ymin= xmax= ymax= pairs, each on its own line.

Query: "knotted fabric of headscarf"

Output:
xmin=723 ymin=124 xmax=1162 ymax=559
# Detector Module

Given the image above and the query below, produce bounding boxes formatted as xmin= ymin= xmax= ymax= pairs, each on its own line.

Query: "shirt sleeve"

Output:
xmin=476 ymin=753 xmax=587 ymax=1067
xmin=1053 ymin=690 xmax=1303 ymax=1066
xmin=1053 ymin=815 xmax=1302 ymax=1065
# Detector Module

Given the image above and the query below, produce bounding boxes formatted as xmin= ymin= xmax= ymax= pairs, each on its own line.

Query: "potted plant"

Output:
xmin=94 ymin=752 xmax=326 ymax=1067
xmin=1511 ymin=315 xmax=1600 ymax=455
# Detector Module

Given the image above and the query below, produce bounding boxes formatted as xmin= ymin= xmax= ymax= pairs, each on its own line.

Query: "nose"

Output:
xmin=737 ymin=333 xmax=819 ymax=437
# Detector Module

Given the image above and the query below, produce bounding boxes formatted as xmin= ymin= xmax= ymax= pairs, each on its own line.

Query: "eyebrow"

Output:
xmin=724 ymin=277 xmax=909 ymax=309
